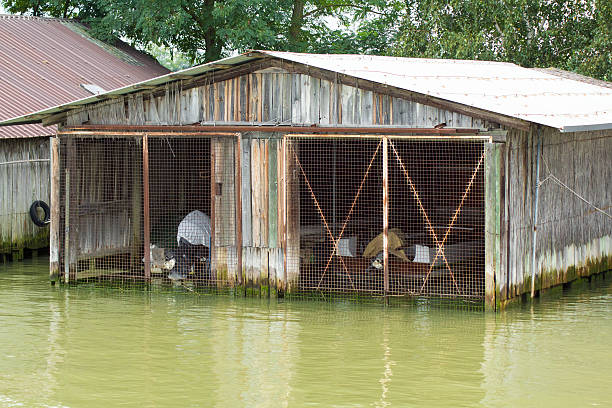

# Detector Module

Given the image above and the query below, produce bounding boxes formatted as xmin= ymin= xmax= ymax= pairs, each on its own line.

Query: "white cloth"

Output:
xmin=177 ymin=210 xmax=212 ymax=247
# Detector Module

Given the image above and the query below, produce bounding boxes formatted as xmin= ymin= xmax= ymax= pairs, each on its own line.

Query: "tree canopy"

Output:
xmin=2 ymin=0 xmax=610 ymax=80
xmin=391 ymin=0 xmax=611 ymax=81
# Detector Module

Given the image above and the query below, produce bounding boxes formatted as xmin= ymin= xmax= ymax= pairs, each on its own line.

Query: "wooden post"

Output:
xmin=235 ymin=134 xmax=243 ymax=285
xmin=131 ymin=140 xmax=142 ymax=272
xmin=531 ymin=127 xmax=542 ymax=298
xmin=485 ymin=142 xmax=503 ymax=310
xmin=210 ymin=140 xmax=216 ymax=280
xmin=382 ymin=136 xmax=389 ymax=299
xmin=282 ymin=137 xmax=288 ymax=292
xmin=142 ymin=134 xmax=151 ymax=281
xmin=49 ymin=137 xmax=60 ymax=284
xmin=285 ymin=137 xmax=300 ymax=292
xmin=63 ymin=167 xmax=70 ymax=284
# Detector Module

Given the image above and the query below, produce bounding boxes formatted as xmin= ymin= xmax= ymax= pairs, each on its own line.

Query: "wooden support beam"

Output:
xmin=382 ymin=137 xmax=389 ymax=299
xmin=63 ymin=167 xmax=70 ymax=284
xmin=142 ymin=134 xmax=151 ymax=281
xmin=485 ymin=142 xmax=503 ymax=310
xmin=130 ymin=142 xmax=142 ymax=273
xmin=49 ymin=137 xmax=60 ymax=283
xmin=284 ymin=137 xmax=300 ymax=292
xmin=42 ymin=112 xmax=67 ymax=127
xmin=235 ymin=134 xmax=243 ymax=285
xmin=210 ymin=141 xmax=216 ymax=280
xmin=63 ymin=124 xmax=479 ymax=135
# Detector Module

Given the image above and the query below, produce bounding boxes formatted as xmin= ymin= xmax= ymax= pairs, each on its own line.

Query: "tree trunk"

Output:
xmin=62 ymin=0 xmax=70 ymax=18
xmin=33 ymin=0 xmax=41 ymax=16
xmin=288 ymin=0 xmax=306 ymax=50
xmin=186 ymin=0 xmax=223 ymax=62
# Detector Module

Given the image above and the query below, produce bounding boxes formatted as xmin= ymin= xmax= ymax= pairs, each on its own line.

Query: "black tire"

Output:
xmin=30 ymin=200 xmax=50 ymax=227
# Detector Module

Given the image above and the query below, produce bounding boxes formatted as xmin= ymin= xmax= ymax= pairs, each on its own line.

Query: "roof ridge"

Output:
xmin=531 ymin=67 xmax=612 ymax=89
xmin=257 ymin=50 xmax=520 ymax=67
xmin=0 ymin=13 xmax=75 ymax=23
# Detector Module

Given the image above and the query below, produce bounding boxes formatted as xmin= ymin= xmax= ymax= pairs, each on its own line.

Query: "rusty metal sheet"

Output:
xmin=0 ymin=14 xmax=169 ymax=138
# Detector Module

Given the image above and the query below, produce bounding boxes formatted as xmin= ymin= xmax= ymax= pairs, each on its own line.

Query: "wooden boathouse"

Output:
xmin=0 ymin=14 xmax=168 ymax=261
xmin=1 ymin=51 xmax=609 ymax=309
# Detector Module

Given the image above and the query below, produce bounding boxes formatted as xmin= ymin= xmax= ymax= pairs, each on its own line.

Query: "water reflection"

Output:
xmin=0 ymin=257 xmax=610 ymax=407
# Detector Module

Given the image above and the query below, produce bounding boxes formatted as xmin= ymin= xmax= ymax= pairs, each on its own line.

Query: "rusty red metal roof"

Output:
xmin=0 ymin=14 xmax=169 ymax=138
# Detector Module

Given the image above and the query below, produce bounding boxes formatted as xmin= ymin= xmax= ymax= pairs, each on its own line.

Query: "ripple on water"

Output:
xmin=1 ymin=257 xmax=610 ymax=408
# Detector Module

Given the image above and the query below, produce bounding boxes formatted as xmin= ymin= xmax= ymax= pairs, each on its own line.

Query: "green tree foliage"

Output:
xmin=2 ymin=0 xmax=388 ymax=64
xmin=3 ymin=0 xmax=609 ymax=80
xmin=392 ymin=0 xmax=611 ymax=81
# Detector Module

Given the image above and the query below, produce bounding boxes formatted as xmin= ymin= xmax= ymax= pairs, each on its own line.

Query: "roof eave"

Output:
xmin=560 ymin=123 xmax=612 ymax=133
xmin=0 ymin=51 xmax=266 ymax=128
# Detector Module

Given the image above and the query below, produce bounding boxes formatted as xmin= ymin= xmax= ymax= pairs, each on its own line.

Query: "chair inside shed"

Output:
xmin=290 ymin=137 xmax=485 ymax=300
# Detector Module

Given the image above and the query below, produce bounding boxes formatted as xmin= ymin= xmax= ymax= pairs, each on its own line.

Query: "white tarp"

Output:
xmin=177 ymin=210 xmax=212 ymax=247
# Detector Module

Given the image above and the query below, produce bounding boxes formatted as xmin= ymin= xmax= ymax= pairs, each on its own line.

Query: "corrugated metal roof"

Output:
xmin=0 ymin=14 xmax=169 ymax=138
xmin=2 ymin=50 xmax=611 ymax=132
xmin=263 ymin=52 xmax=612 ymax=132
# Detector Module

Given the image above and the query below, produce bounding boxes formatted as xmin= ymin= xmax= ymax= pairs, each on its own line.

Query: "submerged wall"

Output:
xmin=493 ymin=127 xmax=611 ymax=308
xmin=0 ymin=137 xmax=50 ymax=259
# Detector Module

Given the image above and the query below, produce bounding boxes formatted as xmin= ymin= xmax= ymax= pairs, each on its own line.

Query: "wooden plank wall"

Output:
xmin=241 ymin=132 xmax=285 ymax=296
xmin=503 ymin=127 xmax=611 ymax=305
xmin=66 ymin=72 xmax=493 ymax=129
xmin=211 ymin=137 xmax=238 ymax=285
xmin=484 ymin=142 xmax=503 ymax=310
xmin=0 ymin=138 xmax=50 ymax=257
xmin=62 ymin=69 xmax=504 ymax=294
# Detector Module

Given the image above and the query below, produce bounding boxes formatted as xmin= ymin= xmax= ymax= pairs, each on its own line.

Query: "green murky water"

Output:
xmin=1 ymin=256 xmax=611 ymax=407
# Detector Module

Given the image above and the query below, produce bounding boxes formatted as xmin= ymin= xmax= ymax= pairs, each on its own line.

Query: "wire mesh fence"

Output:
xmin=388 ymin=139 xmax=485 ymax=299
xmin=57 ymin=133 xmax=485 ymax=302
xmin=59 ymin=136 xmax=143 ymax=284
xmin=58 ymin=134 xmax=239 ymax=291
xmin=286 ymin=136 xmax=485 ymax=301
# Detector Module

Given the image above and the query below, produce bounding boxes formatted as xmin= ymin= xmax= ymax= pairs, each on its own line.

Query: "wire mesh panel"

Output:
xmin=388 ymin=139 xmax=485 ymax=300
xmin=59 ymin=136 xmax=144 ymax=284
xmin=287 ymin=137 xmax=384 ymax=296
xmin=148 ymin=136 xmax=214 ymax=287
xmin=287 ymin=136 xmax=486 ymax=302
xmin=58 ymin=133 xmax=239 ymax=290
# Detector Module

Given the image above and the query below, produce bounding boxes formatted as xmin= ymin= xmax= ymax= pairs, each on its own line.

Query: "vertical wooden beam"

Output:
xmin=63 ymin=166 xmax=70 ymax=283
xmin=64 ymin=136 xmax=77 ymax=283
xmin=282 ymin=137 xmax=288 ymax=291
xmin=142 ymin=133 xmax=151 ymax=281
xmin=485 ymin=141 xmax=502 ymax=311
xmin=210 ymin=139 xmax=217 ymax=279
xmin=382 ymin=136 xmax=389 ymax=299
xmin=268 ymin=138 xmax=278 ymax=248
xmin=531 ymin=127 xmax=542 ymax=298
xmin=49 ymin=137 xmax=60 ymax=283
xmin=131 ymin=140 xmax=142 ymax=272
xmin=285 ymin=137 xmax=300 ymax=292
xmin=262 ymin=138 xmax=269 ymax=248
xmin=235 ymin=133 xmax=243 ymax=285
xmin=251 ymin=139 xmax=261 ymax=247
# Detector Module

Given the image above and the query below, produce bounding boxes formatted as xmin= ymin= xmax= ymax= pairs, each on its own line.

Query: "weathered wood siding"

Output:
xmin=496 ymin=127 xmax=611 ymax=306
xmin=0 ymin=137 xmax=50 ymax=256
xmin=61 ymin=69 xmax=500 ymax=296
xmin=239 ymin=133 xmax=285 ymax=295
xmin=211 ymin=136 xmax=239 ymax=284
xmin=66 ymin=71 xmax=494 ymax=129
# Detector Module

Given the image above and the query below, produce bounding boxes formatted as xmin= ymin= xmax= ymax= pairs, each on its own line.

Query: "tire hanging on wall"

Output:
xmin=29 ymin=200 xmax=50 ymax=227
